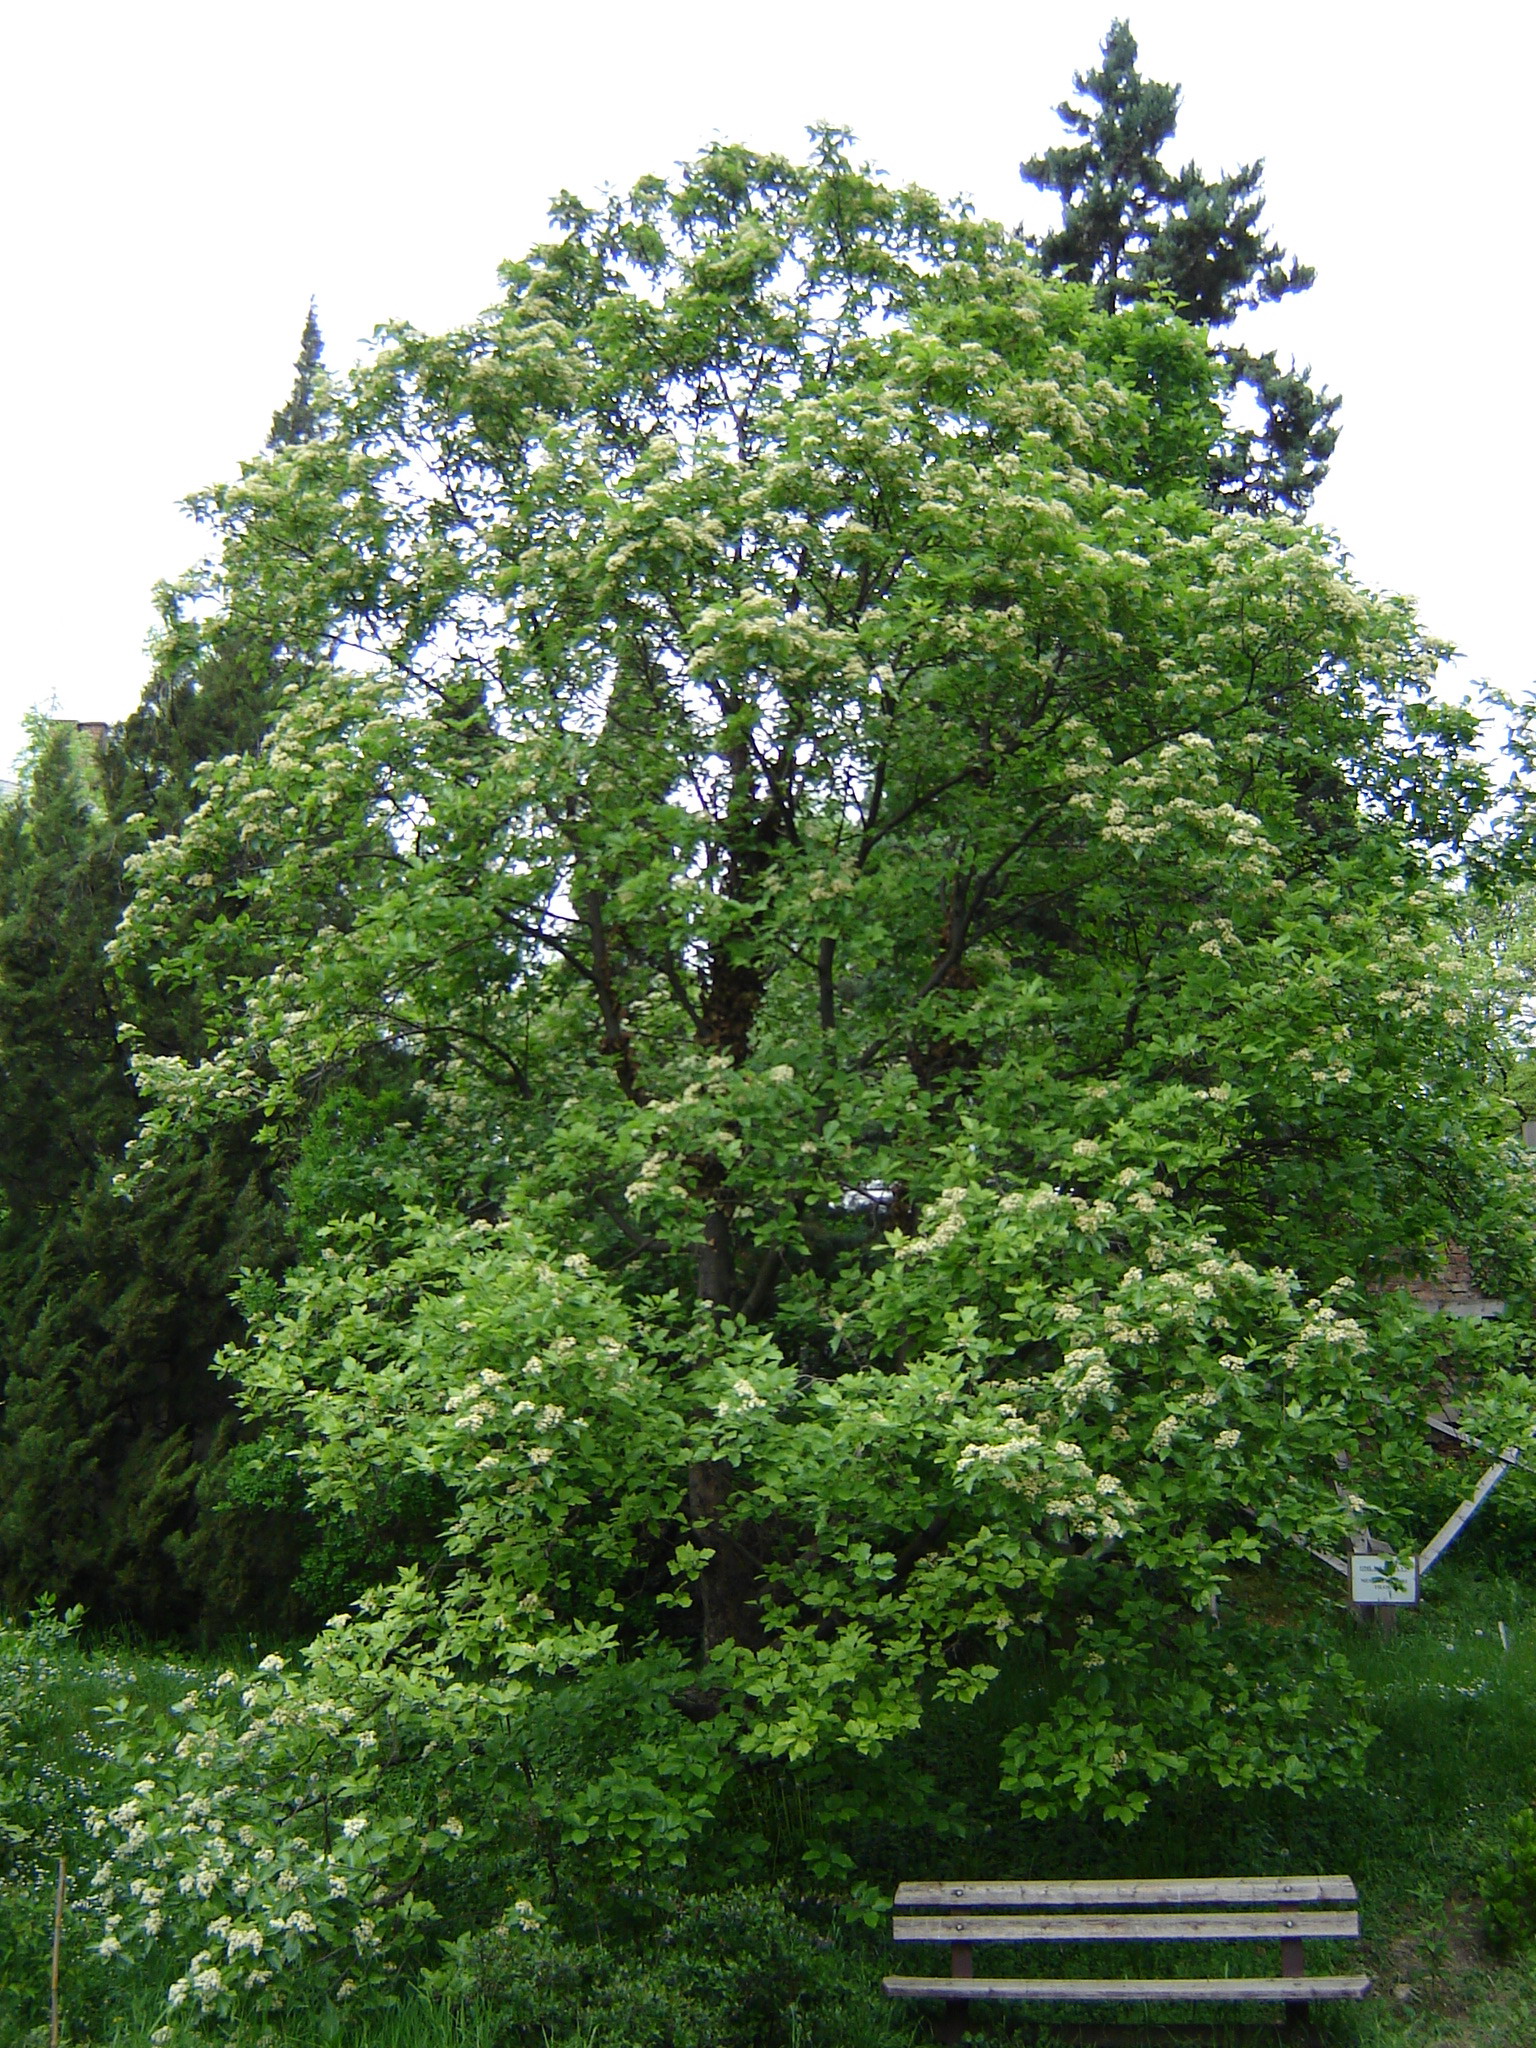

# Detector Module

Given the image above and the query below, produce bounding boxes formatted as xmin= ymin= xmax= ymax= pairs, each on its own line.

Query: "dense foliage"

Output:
xmin=61 ymin=124 xmax=1536 ymax=2020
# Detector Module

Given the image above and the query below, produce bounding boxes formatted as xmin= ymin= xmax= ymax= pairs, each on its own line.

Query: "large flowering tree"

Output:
xmin=94 ymin=134 xmax=1536 ymax=2015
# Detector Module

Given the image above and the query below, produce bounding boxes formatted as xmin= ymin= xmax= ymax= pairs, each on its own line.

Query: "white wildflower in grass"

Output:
xmin=341 ymin=1814 xmax=369 ymax=1839
xmin=256 ymin=1654 xmax=286 ymax=1674
xmin=442 ymin=1816 xmax=465 ymax=1838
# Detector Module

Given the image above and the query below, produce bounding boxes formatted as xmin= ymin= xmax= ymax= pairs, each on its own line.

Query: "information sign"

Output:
xmin=1350 ymin=1554 xmax=1418 ymax=1605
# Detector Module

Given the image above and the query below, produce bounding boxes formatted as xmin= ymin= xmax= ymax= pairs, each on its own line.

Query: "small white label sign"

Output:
xmin=1351 ymin=1554 xmax=1418 ymax=1605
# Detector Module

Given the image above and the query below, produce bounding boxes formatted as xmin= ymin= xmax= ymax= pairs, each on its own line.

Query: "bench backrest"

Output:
xmin=896 ymin=1878 xmax=1356 ymax=1909
xmin=893 ymin=1877 xmax=1359 ymax=1948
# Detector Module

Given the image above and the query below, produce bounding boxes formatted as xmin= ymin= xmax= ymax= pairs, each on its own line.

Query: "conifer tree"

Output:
xmin=266 ymin=302 xmax=325 ymax=448
xmin=0 ymin=697 xmax=302 ymax=1632
xmin=1023 ymin=19 xmax=1338 ymax=513
xmin=0 ymin=479 xmax=318 ymax=1630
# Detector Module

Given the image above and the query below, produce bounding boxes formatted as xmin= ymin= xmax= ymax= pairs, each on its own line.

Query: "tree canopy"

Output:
xmin=80 ymin=135 xmax=1536 ymax=2016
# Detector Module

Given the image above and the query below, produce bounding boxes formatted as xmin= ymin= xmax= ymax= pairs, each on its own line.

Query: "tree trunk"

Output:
xmin=687 ymin=1457 xmax=764 ymax=1658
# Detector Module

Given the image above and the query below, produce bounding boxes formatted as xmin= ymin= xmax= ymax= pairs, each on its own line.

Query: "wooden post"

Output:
xmin=939 ymin=1940 xmax=972 ymax=2044
xmin=50 ymin=1855 xmax=65 ymax=2048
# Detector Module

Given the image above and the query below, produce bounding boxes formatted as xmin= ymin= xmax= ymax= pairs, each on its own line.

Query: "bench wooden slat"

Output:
xmin=894 ymin=1876 xmax=1357 ymax=1910
xmin=882 ymin=1974 xmax=1372 ymax=2004
xmin=892 ymin=1911 xmax=1359 ymax=1943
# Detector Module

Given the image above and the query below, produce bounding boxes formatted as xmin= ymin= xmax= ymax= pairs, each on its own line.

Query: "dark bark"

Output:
xmin=687 ymin=1457 xmax=765 ymax=1658
xmin=578 ymin=889 xmax=641 ymax=1099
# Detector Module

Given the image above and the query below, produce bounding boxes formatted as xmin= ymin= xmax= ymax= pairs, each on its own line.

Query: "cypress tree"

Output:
xmin=1023 ymin=19 xmax=1339 ymax=513
xmin=0 ymin=321 xmax=334 ymax=1632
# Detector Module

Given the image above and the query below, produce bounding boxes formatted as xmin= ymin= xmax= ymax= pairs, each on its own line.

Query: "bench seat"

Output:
xmin=882 ymin=1974 xmax=1372 ymax=2003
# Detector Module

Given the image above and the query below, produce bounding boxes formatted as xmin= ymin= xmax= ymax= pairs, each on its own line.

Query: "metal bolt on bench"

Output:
xmin=882 ymin=1875 xmax=1371 ymax=2044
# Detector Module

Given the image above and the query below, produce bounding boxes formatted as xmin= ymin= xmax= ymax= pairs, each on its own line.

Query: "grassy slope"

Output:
xmin=6 ymin=1551 xmax=1536 ymax=2045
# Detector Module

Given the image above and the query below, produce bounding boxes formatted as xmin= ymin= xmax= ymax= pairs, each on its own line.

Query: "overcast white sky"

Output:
xmin=2 ymin=1 xmax=1529 ymax=773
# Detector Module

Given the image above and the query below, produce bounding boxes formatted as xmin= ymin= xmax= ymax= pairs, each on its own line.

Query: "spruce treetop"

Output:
xmin=267 ymin=302 xmax=326 ymax=448
xmin=1024 ymin=20 xmax=1339 ymax=513
xmin=1023 ymin=18 xmax=1310 ymax=325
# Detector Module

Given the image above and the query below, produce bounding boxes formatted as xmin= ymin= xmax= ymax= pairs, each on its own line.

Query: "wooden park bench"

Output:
xmin=883 ymin=1875 xmax=1371 ymax=2043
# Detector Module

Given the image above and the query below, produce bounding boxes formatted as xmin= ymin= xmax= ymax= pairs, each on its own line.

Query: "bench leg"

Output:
xmin=1280 ymin=1935 xmax=1312 ymax=2041
xmin=937 ymin=1941 xmax=971 ymax=2044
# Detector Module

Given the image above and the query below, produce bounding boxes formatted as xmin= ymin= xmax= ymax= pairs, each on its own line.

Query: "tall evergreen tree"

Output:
xmin=1022 ymin=19 xmax=1339 ymax=513
xmin=0 ymin=460 xmax=326 ymax=1633
xmin=0 ymin=679 xmax=304 ymax=1633
xmin=267 ymin=302 xmax=325 ymax=448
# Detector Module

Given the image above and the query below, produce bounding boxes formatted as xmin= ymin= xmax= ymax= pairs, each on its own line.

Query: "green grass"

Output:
xmin=8 ymin=1556 xmax=1536 ymax=2045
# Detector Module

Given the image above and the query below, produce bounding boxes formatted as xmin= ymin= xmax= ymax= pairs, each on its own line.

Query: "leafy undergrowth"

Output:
xmin=8 ymin=1544 xmax=1536 ymax=2044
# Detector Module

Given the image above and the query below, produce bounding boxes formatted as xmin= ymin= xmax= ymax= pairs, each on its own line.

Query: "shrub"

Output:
xmin=1482 ymin=1802 xmax=1536 ymax=1951
xmin=436 ymin=1888 xmax=911 ymax=2048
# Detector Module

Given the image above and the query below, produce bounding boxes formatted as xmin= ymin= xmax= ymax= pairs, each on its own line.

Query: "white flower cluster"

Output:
xmin=80 ymin=1670 xmax=457 ymax=2017
xmin=716 ymin=1376 xmax=769 ymax=1416
xmin=1052 ymin=1346 xmax=1117 ymax=1416
xmin=891 ymin=1185 xmax=970 ymax=1260
xmin=956 ymin=1419 xmax=1131 ymax=1539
